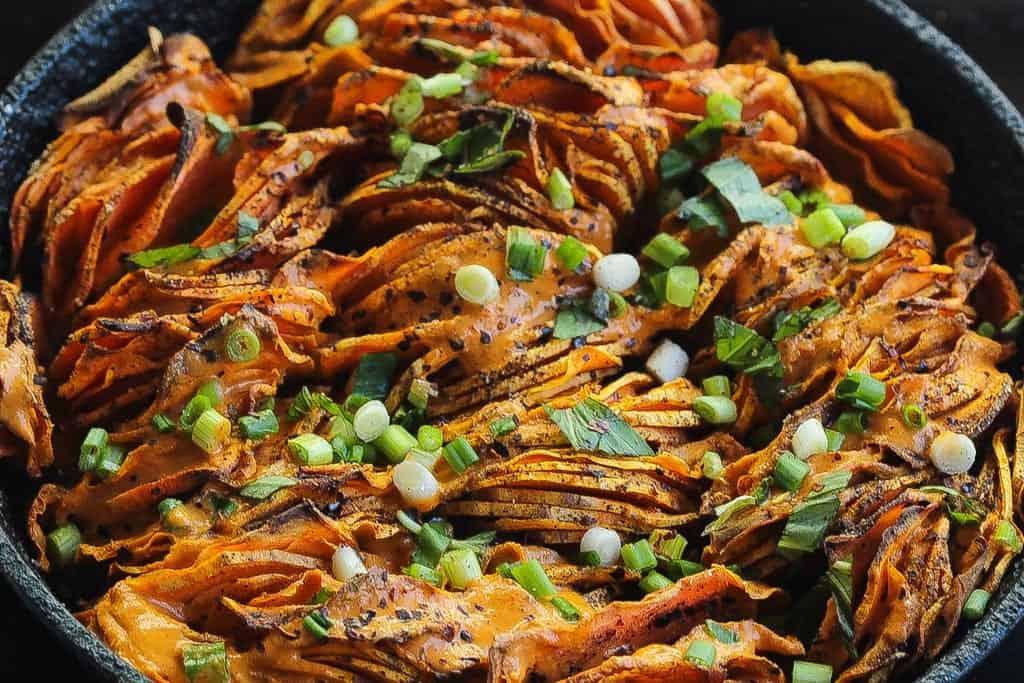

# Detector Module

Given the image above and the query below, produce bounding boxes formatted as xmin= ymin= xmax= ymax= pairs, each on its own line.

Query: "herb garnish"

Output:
xmin=772 ymin=298 xmax=841 ymax=342
xmin=544 ymin=396 xmax=653 ymax=456
xmin=380 ymin=113 xmax=524 ymax=188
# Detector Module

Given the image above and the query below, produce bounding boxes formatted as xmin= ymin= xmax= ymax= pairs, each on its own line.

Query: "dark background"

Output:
xmin=1 ymin=0 xmax=1023 ymax=679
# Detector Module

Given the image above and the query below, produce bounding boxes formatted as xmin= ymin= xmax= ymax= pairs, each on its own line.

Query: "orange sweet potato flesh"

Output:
xmin=5 ymin=5 xmax=1024 ymax=683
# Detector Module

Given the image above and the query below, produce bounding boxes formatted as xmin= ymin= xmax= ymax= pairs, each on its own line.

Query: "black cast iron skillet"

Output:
xmin=1 ymin=0 xmax=1023 ymax=680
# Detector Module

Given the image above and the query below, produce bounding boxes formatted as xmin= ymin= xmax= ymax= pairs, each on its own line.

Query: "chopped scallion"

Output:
xmin=196 ymin=378 xmax=224 ymax=407
xmin=639 ymin=571 xmax=673 ymax=593
xmin=701 ymin=375 xmax=730 ymax=397
xmin=841 ymin=220 xmax=895 ymax=260
xmin=442 ymin=436 xmax=480 ymax=474
xmin=191 ymin=409 xmax=231 ymax=454
xmin=78 ymin=427 xmax=108 ymax=472
xmin=303 ymin=611 xmax=332 ymax=639
xmin=509 ymin=559 xmax=557 ymax=599
xmin=642 ymin=233 xmax=689 ymax=269
xmin=225 ymin=326 xmax=260 ymax=362
xmin=693 ymin=395 xmax=737 ymax=425
xmin=439 ymin=548 xmax=483 ymax=589
xmin=454 ymin=264 xmax=500 ymax=305
xmin=550 ymin=595 xmax=580 ymax=621
xmin=801 ymin=207 xmax=846 ymax=248
xmin=995 ymin=519 xmax=1022 ymax=553
xmin=505 ymin=226 xmax=548 ymax=281
xmin=239 ymin=409 xmax=278 ymax=440
xmin=773 ymin=451 xmax=810 ymax=492
xmin=902 ymin=403 xmax=927 ymax=429
xmin=416 ymin=425 xmax=444 ymax=452
xmin=665 ymin=265 xmax=699 ymax=308
xmin=391 ymin=78 xmax=424 ymax=127
xmin=152 ymin=413 xmax=176 ymax=433
xmin=835 ymin=371 xmax=886 ymax=411
xmin=179 ymin=394 xmax=212 ymax=433
xmin=835 ymin=410 xmax=868 ymax=434
xmin=46 ymin=523 xmax=81 ymax=568
xmin=489 ymin=415 xmax=517 ymax=438
xmin=404 ymin=562 xmax=443 ymax=586
xmin=554 ymin=236 xmax=588 ymax=272
xmin=962 ymin=589 xmax=990 ymax=621
xmin=546 ymin=168 xmax=574 ymax=210
xmin=407 ymin=378 xmax=436 ymax=410
xmin=420 ymin=72 xmax=464 ymax=98
xmin=685 ymin=639 xmax=716 ymax=668
xmin=289 ymin=433 xmax=334 ymax=466
xmin=620 ymin=538 xmax=657 ymax=572
xmin=375 ymin=424 xmax=419 ymax=463
xmin=95 ymin=444 xmax=126 ymax=480
xmin=793 ymin=660 xmax=833 ymax=683
xmin=323 ymin=14 xmax=358 ymax=47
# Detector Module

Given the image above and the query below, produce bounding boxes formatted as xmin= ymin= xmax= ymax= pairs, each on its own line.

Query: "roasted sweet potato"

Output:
xmin=5 ymin=4 xmax=1022 ymax=683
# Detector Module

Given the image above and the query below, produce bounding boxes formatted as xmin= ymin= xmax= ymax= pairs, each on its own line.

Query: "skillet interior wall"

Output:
xmin=0 ymin=0 xmax=1023 ymax=681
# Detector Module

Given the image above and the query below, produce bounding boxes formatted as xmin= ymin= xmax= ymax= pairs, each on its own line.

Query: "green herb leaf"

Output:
xmin=772 ymin=298 xmax=841 ymax=342
xmin=777 ymin=470 xmax=852 ymax=556
xmin=553 ymin=302 xmax=605 ymax=340
xmin=379 ymin=142 xmax=443 ymax=188
xmin=678 ymin=195 xmax=729 ymax=237
xmin=544 ymin=397 xmax=653 ymax=456
xmin=704 ymin=619 xmax=739 ymax=644
xmin=454 ymin=149 xmax=525 ymax=174
xmin=826 ymin=559 xmax=856 ymax=654
xmin=206 ymin=113 xmax=235 ymax=156
xmin=920 ymin=485 xmax=986 ymax=526
xmin=352 ymin=352 xmax=398 ymax=400
xmin=237 ymin=120 xmax=287 ymax=135
xmin=700 ymin=157 xmax=793 ymax=227
xmin=237 ymin=211 xmax=260 ymax=239
xmin=714 ymin=316 xmax=782 ymax=378
xmin=128 ymin=243 xmax=201 ymax=268
xmin=238 ymin=475 xmax=297 ymax=500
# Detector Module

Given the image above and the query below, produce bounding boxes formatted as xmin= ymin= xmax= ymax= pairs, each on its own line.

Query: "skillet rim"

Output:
xmin=0 ymin=0 xmax=1021 ymax=680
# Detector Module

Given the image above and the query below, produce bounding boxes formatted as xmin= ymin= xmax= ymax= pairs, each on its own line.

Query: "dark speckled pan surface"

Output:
xmin=1 ymin=0 xmax=1022 ymax=680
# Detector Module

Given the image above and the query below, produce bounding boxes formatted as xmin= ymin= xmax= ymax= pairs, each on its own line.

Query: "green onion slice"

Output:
xmin=442 ymin=436 xmax=480 ymax=474
xmin=78 ymin=427 xmax=109 ymax=473
xmin=638 ymin=570 xmax=673 ymax=593
xmin=902 ymin=403 xmax=927 ymax=429
xmin=773 ymin=451 xmax=810 ymax=492
xmin=183 ymin=641 xmax=230 ymax=683
xmin=239 ymin=409 xmax=279 ymax=440
xmin=546 ymin=168 xmax=574 ymax=210
xmin=439 ymin=548 xmax=483 ymax=589
xmin=620 ymin=538 xmax=658 ymax=572
xmin=962 ymin=588 xmax=991 ymax=621
xmin=239 ymin=475 xmax=297 ymax=500
xmin=509 ymin=559 xmax=558 ymax=599
xmin=323 ymin=14 xmax=358 ymax=46
xmin=835 ymin=371 xmax=886 ymax=411
xmin=152 ymin=413 xmax=176 ymax=433
xmin=46 ymin=523 xmax=81 ymax=568
xmin=685 ymin=639 xmax=716 ymax=668
xmin=191 ymin=409 xmax=231 ymax=454
xmin=225 ymin=326 xmax=260 ymax=362
xmin=550 ymin=595 xmax=580 ymax=622
xmin=792 ymin=660 xmax=833 ymax=683
xmin=554 ymin=236 xmax=588 ymax=272
xmin=375 ymin=424 xmax=419 ymax=464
